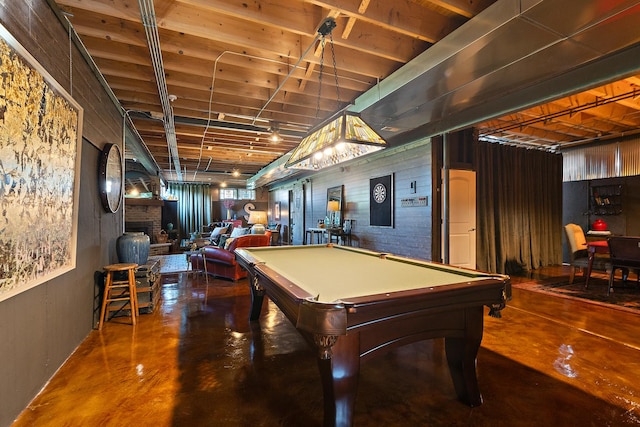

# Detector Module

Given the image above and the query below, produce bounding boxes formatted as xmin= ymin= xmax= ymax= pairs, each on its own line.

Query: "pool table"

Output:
xmin=235 ymin=244 xmax=511 ymax=427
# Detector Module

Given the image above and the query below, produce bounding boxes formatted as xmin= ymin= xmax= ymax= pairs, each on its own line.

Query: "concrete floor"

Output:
xmin=12 ymin=267 xmax=640 ymax=426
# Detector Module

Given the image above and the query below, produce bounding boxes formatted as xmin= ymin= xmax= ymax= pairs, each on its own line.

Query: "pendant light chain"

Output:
xmin=329 ymin=32 xmax=341 ymax=108
xmin=315 ymin=36 xmax=326 ymax=120
xmin=314 ymin=18 xmax=340 ymax=122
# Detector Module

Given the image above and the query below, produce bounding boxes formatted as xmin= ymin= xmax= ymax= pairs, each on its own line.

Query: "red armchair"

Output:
xmin=192 ymin=232 xmax=271 ymax=281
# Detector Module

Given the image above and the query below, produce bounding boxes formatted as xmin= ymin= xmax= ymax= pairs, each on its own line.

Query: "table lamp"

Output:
xmin=327 ymin=200 xmax=340 ymax=227
xmin=248 ymin=210 xmax=267 ymax=234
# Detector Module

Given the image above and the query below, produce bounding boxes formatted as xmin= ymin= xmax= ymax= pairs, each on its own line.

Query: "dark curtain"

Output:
xmin=166 ymin=183 xmax=212 ymax=239
xmin=476 ymin=142 xmax=563 ymax=274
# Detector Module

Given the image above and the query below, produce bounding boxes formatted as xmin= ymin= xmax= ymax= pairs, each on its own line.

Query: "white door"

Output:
xmin=447 ymin=170 xmax=476 ymax=268
xmin=290 ymin=184 xmax=305 ymax=245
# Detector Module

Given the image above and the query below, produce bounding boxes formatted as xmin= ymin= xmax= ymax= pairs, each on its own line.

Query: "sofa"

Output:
xmin=191 ymin=231 xmax=271 ymax=281
xmin=201 ymin=220 xmax=244 ymax=244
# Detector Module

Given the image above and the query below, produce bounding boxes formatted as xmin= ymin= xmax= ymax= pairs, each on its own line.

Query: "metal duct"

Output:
xmin=353 ymin=0 xmax=640 ymax=145
xmin=138 ymin=0 xmax=182 ymax=180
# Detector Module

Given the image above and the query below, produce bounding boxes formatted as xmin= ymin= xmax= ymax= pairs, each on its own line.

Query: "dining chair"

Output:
xmin=606 ymin=236 xmax=640 ymax=295
xmin=564 ymin=223 xmax=610 ymax=284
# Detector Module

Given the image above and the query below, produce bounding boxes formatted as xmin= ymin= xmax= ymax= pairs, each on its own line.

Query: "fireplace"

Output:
xmin=124 ymin=198 xmax=165 ymax=243
xmin=125 ymin=221 xmax=154 ymax=238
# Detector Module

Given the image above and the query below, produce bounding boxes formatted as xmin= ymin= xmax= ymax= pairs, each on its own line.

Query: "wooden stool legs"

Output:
xmin=99 ymin=263 xmax=139 ymax=330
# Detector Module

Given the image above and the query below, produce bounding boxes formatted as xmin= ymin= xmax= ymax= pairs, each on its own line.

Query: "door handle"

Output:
xmin=469 ymin=228 xmax=476 ymax=232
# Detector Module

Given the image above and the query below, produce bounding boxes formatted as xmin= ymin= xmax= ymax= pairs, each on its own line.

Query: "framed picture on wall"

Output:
xmin=274 ymin=201 xmax=281 ymax=221
xmin=0 ymin=23 xmax=84 ymax=302
xmin=370 ymin=174 xmax=394 ymax=227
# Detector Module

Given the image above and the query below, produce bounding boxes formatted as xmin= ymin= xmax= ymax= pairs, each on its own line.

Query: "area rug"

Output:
xmin=513 ymin=276 xmax=640 ymax=314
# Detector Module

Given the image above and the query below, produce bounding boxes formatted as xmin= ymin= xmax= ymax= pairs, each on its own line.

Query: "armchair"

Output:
xmin=192 ymin=231 xmax=271 ymax=281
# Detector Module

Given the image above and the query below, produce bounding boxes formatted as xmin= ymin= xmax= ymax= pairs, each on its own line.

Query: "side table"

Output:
xmin=186 ymin=249 xmax=208 ymax=284
xmin=135 ymin=258 xmax=161 ymax=313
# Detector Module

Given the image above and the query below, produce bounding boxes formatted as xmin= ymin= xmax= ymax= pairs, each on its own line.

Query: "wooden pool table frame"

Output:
xmin=235 ymin=245 xmax=510 ymax=427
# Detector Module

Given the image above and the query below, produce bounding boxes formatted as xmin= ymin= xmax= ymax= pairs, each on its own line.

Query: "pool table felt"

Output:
xmin=242 ymin=245 xmax=494 ymax=303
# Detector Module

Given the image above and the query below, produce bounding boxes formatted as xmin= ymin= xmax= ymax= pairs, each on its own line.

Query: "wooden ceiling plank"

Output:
xmin=422 ymin=0 xmax=496 ymax=19
xmin=587 ymin=83 xmax=640 ymax=114
xmin=97 ymin=54 xmax=364 ymax=111
xmin=135 ymin=125 xmax=298 ymax=150
xmin=57 ymin=0 xmax=142 ymax=21
xmin=555 ymin=95 xmax=640 ymax=128
xmin=178 ymin=0 xmax=322 ymax=36
xmin=358 ymin=0 xmax=371 ymax=14
xmin=299 ymin=62 xmax=316 ymax=91
xmin=307 ymin=0 xmax=466 ymax=43
xmin=484 ymin=104 xmax=633 ymax=143
xmin=123 ymin=96 xmax=320 ymax=130
xmin=155 ymin=3 xmax=415 ymax=65
xmin=178 ymin=0 xmax=424 ymax=61
xmin=342 ymin=17 xmax=357 ymax=39
xmin=115 ymin=73 xmax=359 ymax=121
xmin=65 ymin=6 xmax=399 ymax=80
xmin=341 ymin=0 xmax=370 ymax=39
xmin=76 ymin=26 xmax=377 ymax=95
xmin=512 ymin=95 xmax=640 ymax=133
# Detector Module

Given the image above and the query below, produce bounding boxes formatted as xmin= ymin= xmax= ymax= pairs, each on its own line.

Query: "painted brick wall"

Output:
xmin=307 ymin=141 xmax=433 ymax=260
xmin=125 ymin=202 xmax=163 ymax=242
xmin=0 ymin=2 xmax=125 ymax=425
xmin=269 ymin=139 xmax=433 ymax=260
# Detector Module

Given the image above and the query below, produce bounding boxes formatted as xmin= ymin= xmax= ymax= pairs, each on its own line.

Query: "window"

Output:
xmin=238 ymin=189 xmax=256 ymax=200
xmin=220 ymin=189 xmax=237 ymax=200
xmin=220 ymin=188 xmax=255 ymax=200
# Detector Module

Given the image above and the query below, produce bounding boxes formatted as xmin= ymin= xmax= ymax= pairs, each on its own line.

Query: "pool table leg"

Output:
xmin=444 ymin=306 xmax=484 ymax=407
xmin=316 ymin=332 xmax=360 ymax=427
xmin=248 ymin=274 xmax=265 ymax=321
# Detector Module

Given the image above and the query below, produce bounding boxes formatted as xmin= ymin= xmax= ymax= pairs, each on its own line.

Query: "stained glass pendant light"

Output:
xmin=285 ymin=18 xmax=386 ymax=170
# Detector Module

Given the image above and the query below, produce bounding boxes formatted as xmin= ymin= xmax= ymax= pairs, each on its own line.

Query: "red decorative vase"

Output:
xmin=592 ymin=219 xmax=607 ymax=231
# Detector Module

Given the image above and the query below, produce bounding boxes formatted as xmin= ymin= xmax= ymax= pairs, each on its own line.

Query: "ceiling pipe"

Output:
xmin=129 ymin=112 xmax=308 ymax=138
xmin=195 ymin=42 xmax=328 ymax=182
xmin=47 ymin=1 xmax=165 ymax=181
xmin=138 ymin=0 xmax=182 ymax=180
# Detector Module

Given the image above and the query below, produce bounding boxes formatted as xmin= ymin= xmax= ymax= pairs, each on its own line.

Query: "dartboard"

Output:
xmin=373 ymin=183 xmax=387 ymax=203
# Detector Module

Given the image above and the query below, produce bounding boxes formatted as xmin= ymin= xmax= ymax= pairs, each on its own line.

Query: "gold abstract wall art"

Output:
xmin=0 ymin=24 xmax=83 ymax=302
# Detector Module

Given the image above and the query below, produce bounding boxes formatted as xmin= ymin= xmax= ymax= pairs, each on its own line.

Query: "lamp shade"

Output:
xmin=248 ymin=210 xmax=267 ymax=234
xmin=285 ymin=111 xmax=386 ymax=170
xmin=248 ymin=210 xmax=267 ymax=225
xmin=327 ymin=200 xmax=340 ymax=212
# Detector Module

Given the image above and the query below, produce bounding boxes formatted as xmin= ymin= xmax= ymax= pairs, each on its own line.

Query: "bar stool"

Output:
xmin=99 ymin=263 xmax=139 ymax=330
